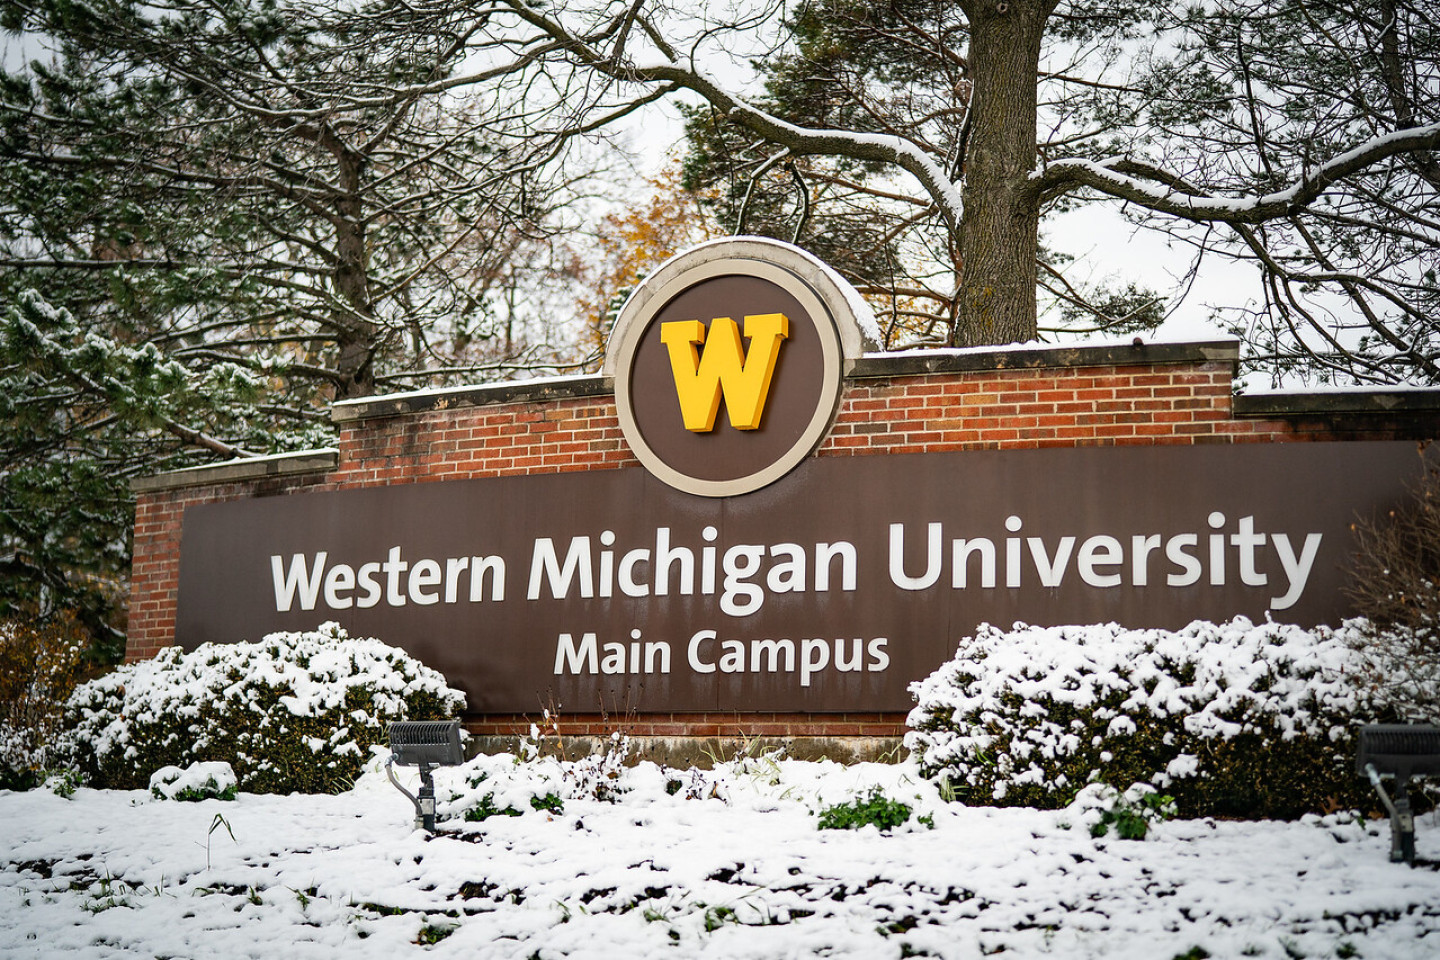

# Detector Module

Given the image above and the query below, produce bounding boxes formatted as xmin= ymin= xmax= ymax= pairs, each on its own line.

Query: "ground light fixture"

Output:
xmin=1356 ymin=723 xmax=1440 ymax=864
xmin=386 ymin=720 xmax=464 ymax=833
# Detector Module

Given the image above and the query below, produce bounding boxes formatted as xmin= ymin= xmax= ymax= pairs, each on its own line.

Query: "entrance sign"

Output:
xmin=174 ymin=442 xmax=1428 ymax=714
xmin=607 ymin=238 xmax=869 ymax=497
xmin=144 ymin=240 xmax=1439 ymax=725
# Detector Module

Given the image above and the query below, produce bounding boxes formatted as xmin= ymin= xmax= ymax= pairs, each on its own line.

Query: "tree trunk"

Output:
xmin=333 ymin=217 xmax=379 ymax=400
xmin=954 ymin=1 xmax=1049 ymax=346
xmin=332 ymin=149 xmax=380 ymax=400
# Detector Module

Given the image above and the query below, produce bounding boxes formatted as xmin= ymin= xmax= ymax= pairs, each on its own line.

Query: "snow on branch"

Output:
xmin=500 ymin=0 xmax=964 ymax=228
xmin=1036 ymin=124 xmax=1440 ymax=224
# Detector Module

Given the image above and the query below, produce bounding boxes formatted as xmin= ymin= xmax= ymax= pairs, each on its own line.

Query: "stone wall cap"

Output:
xmin=331 ymin=374 xmax=612 ymax=423
xmin=849 ymin=338 xmax=1239 ymax=378
xmin=131 ymin=448 xmax=339 ymax=494
xmin=1234 ymin=388 xmax=1440 ymax=417
xmin=325 ymin=341 xmax=1245 ymax=422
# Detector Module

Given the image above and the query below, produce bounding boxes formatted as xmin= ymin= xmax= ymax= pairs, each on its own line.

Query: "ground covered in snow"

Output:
xmin=2 ymin=754 xmax=1438 ymax=959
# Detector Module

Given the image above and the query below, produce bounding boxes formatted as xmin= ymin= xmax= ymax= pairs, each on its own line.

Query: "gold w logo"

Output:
xmin=660 ymin=314 xmax=789 ymax=432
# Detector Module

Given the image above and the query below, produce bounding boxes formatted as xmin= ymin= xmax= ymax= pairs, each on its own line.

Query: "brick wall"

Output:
xmin=465 ymin=712 xmax=906 ymax=739
xmin=125 ymin=341 xmax=1440 ymax=743
xmin=128 ymin=470 xmax=336 ymax=662
xmin=824 ymin=363 xmax=1241 ymax=452
xmin=329 ymin=396 xmax=637 ymax=489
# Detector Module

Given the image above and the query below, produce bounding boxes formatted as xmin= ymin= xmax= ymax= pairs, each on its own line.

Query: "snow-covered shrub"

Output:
xmin=562 ymin=731 xmax=631 ymax=803
xmin=150 ymin=761 xmax=238 ymax=801
xmin=45 ymin=770 xmax=81 ymax=799
xmin=1350 ymin=622 xmax=1440 ymax=724
xmin=1 ymin=611 xmax=90 ymax=790
xmin=446 ymin=755 xmax=563 ymax=823
xmin=906 ymin=618 xmax=1380 ymax=819
xmin=665 ymin=767 xmax=728 ymax=801
xmin=443 ymin=733 xmax=633 ymax=824
xmin=1070 ymin=782 xmax=1176 ymax=840
xmin=64 ymin=623 xmax=465 ymax=794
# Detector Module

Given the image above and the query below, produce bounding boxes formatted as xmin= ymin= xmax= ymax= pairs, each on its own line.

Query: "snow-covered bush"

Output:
xmin=562 ymin=731 xmax=631 ymax=804
xmin=150 ymin=761 xmax=238 ymax=801
xmin=64 ymin=623 xmax=465 ymax=794
xmin=445 ymin=755 xmax=563 ymax=823
xmin=906 ymin=618 xmax=1380 ymax=819
xmin=1070 ymin=782 xmax=1177 ymax=840
xmin=1 ymin=611 xmax=89 ymax=791
xmin=443 ymin=730 xmax=633 ymax=823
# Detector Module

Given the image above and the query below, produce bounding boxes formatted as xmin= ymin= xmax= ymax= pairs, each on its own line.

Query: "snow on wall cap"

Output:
xmin=333 ymin=372 xmax=603 ymax=409
xmin=1246 ymin=383 xmax=1439 ymax=396
xmin=131 ymin=448 xmax=340 ymax=493
xmin=601 ymin=236 xmax=879 ymax=377
xmin=866 ymin=334 xmax=1241 ymax=361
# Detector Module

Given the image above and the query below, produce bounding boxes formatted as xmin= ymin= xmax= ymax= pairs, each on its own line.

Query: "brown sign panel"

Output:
xmin=175 ymin=442 xmax=1428 ymax=714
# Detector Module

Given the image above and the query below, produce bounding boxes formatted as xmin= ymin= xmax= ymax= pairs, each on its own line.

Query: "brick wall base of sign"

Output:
xmin=472 ymin=735 xmax=908 ymax=769
xmin=126 ymin=340 xmax=1440 ymax=748
xmin=464 ymin=712 xmax=910 ymax=769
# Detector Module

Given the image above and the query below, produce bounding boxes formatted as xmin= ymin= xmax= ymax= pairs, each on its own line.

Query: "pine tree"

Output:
xmin=0 ymin=0 xmax=601 ymax=646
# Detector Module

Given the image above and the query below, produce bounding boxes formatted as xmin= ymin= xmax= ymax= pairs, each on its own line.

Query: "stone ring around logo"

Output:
xmin=605 ymin=238 xmax=872 ymax=498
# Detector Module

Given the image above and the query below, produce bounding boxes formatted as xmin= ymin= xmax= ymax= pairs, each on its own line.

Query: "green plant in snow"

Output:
xmin=416 ymin=922 xmax=457 ymax=945
xmin=530 ymin=792 xmax=564 ymax=814
xmin=816 ymin=787 xmax=913 ymax=832
xmin=1089 ymin=787 xmax=1177 ymax=840
xmin=45 ymin=769 xmax=82 ymax=799
xmin=702 ymin=904 xmax=739 ymax=932
xmin=462 ymin=794 xmax=524 ymax=822
xmin=150 ymin=762 xmax=238 ymax=802
xmin=82 ymin=873 xmax=137 ymax=913
xmin=204 ymin=813 xmax=235 ymax=871
xmin=176 ymin=783 xmax=237 ymax=803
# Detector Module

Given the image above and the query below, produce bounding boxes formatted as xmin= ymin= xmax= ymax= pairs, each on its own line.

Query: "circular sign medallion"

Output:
xmin=608 ymin=240 xmax=864 ymax=497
